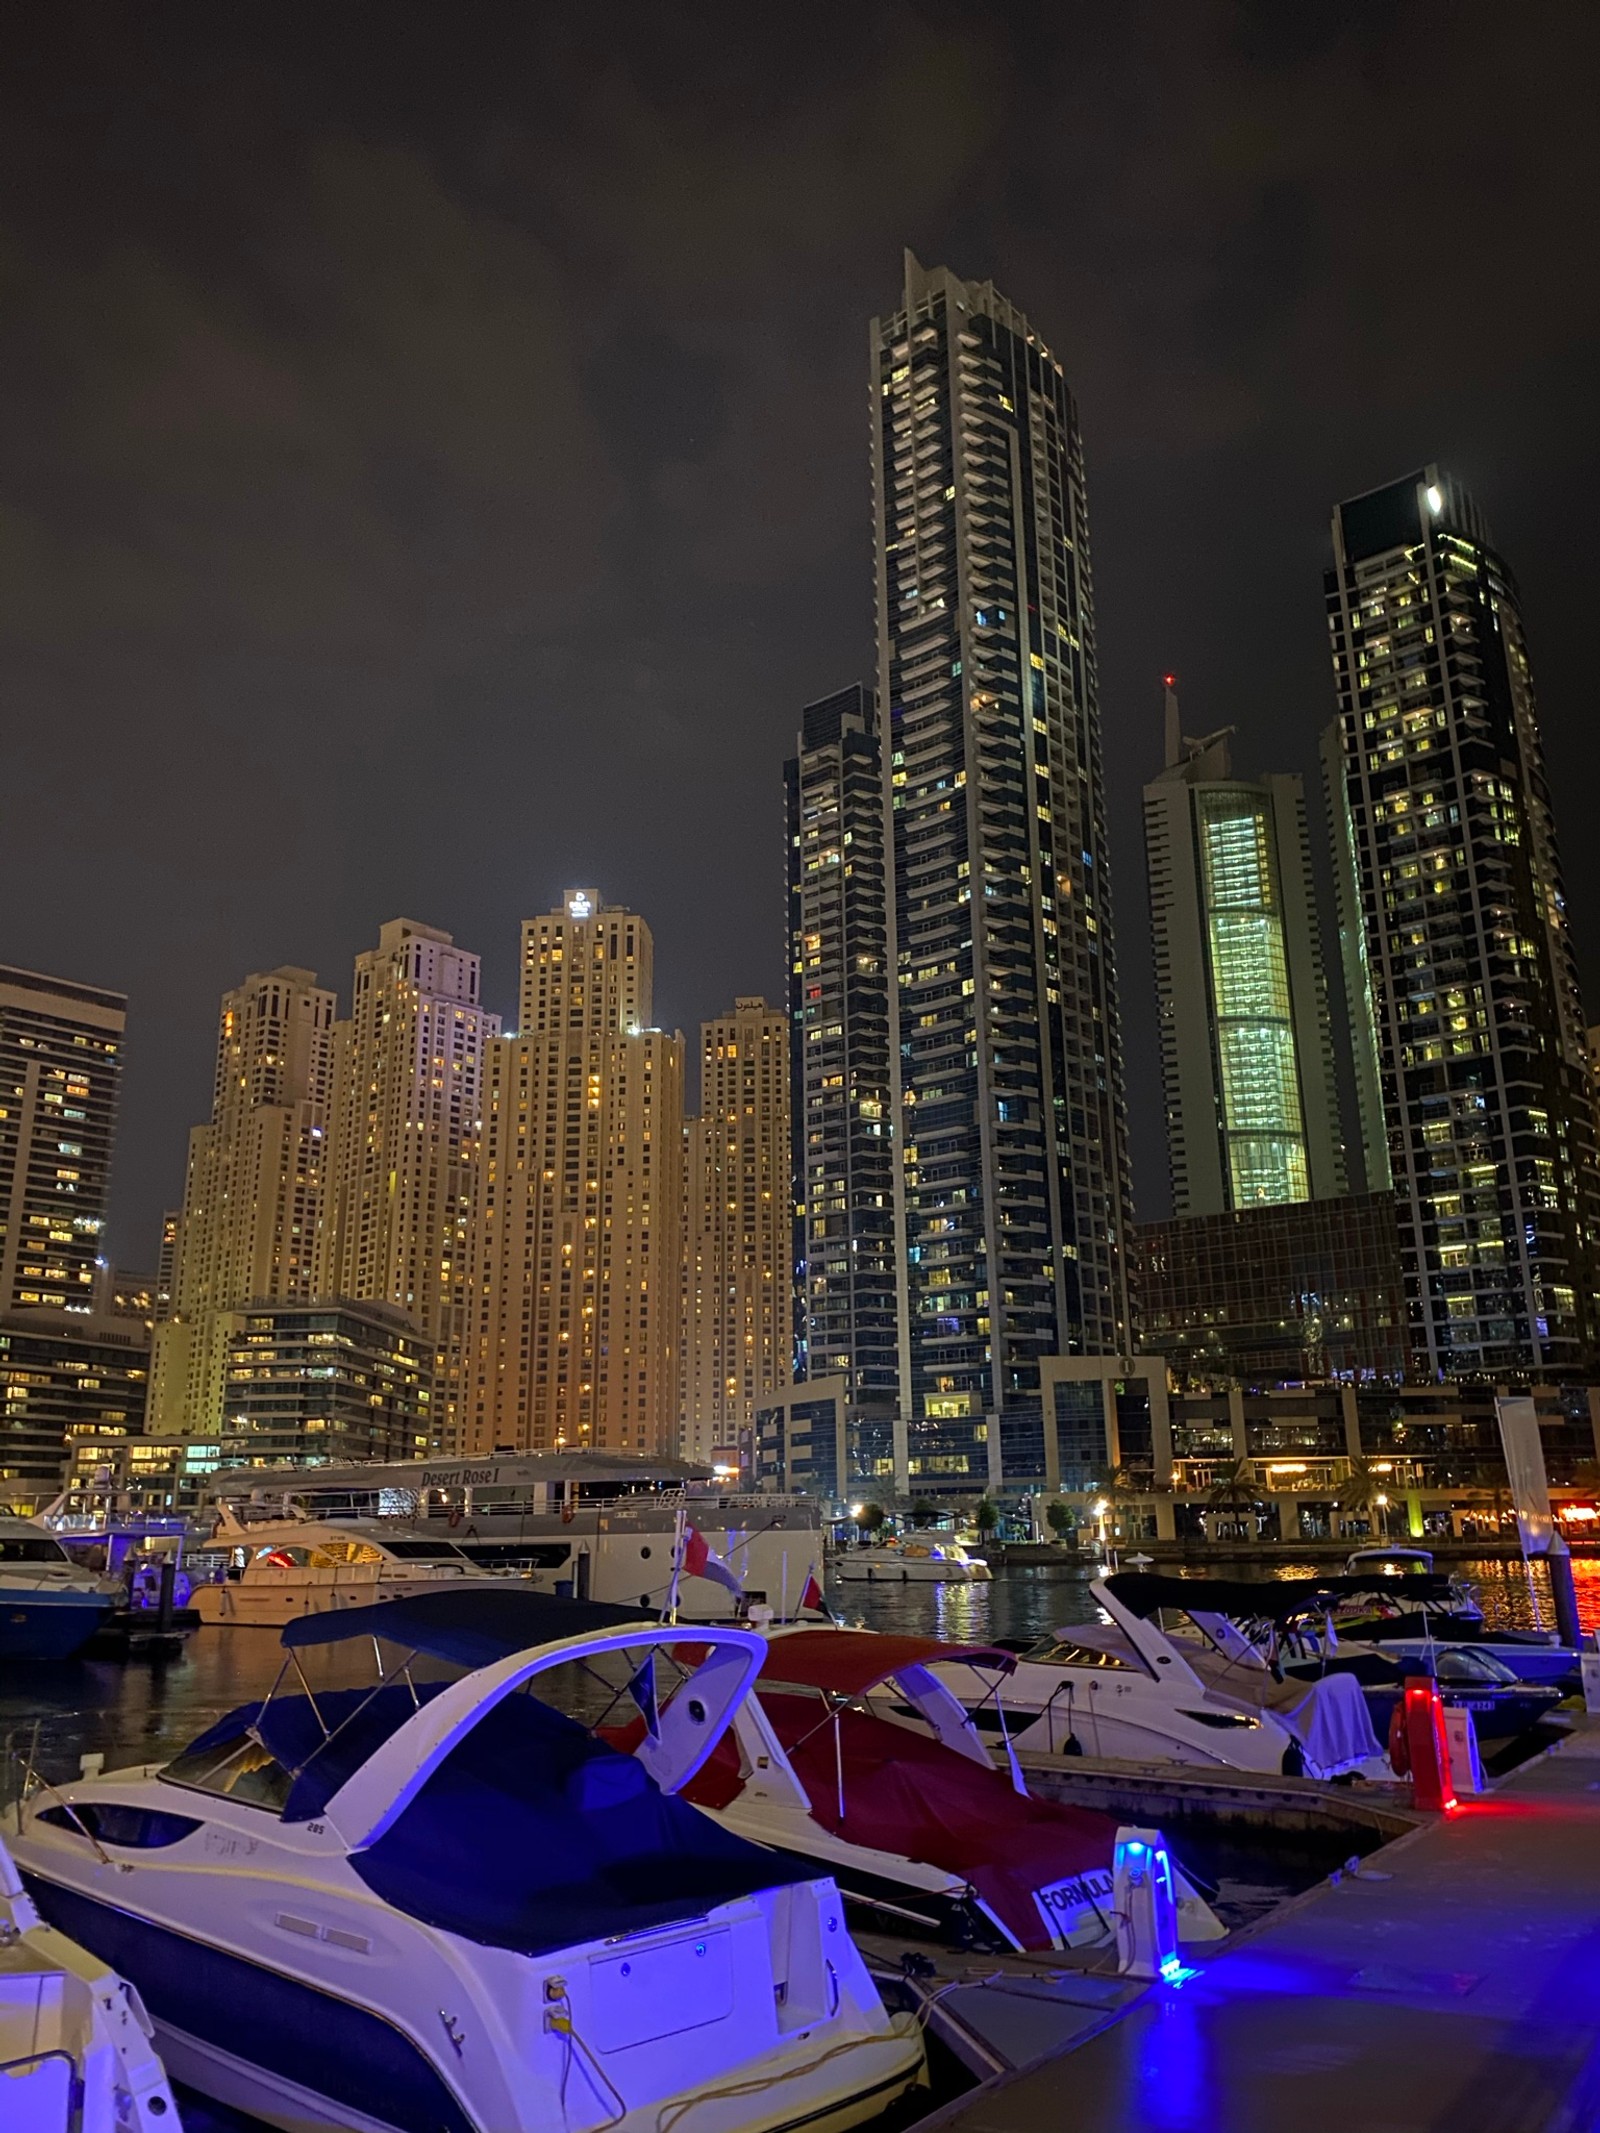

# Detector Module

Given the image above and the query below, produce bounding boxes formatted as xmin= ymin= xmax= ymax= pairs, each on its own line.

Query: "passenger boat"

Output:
xmin=661 ymin=1626 xmax=1222 ymax=1954
xmin=832 ymin=1538 xmax=991 ymax=1583
xmin=7 ymin=1588 xmax=924 ymax=2133
xmin=0 ymin=1516 xmax=119 ymax=1660
xmin=190 ymin=1506 xmax=507 ymax=1626
xmin=203 ymin=1453 xmax=825 ymax=1620
xmin=947 ymin=1573 xmax=1389 ymax=1780
xmin=0 ymin=1828 xmax=179 ymax=2129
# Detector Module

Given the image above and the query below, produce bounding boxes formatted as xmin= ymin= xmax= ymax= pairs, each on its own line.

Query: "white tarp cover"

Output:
xmin=1274 ymin=1669 xmax=1383 ymax=1778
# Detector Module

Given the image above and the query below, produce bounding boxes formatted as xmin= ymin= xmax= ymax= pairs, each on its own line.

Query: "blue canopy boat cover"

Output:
xmin=280 ymin=1587 xmax=647 ymax=1666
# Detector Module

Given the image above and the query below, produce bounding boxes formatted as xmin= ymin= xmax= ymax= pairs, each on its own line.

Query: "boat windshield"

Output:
xmin=0 ymin=1535 xmax=70 ymax=1565
xmin=162 ymin=1664 xmax=805 ymax=1958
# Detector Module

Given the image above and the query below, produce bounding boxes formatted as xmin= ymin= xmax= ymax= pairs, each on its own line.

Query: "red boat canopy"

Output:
xmin=757 ymin=1629 xmax=1015 ymax=1696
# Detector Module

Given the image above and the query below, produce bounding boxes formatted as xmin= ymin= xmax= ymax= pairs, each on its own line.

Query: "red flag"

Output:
xmin=800 ymin=1572 xmax=826 ymax=1613
xmin=682 ymin=1524 xmax=743 ymax=1596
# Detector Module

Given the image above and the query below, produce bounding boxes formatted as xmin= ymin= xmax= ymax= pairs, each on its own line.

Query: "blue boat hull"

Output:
xmin=0 ymin=1590 xmax=115 ymax=1660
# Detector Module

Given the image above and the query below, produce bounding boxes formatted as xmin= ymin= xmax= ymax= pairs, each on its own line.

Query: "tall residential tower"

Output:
xmin=1144 ymin=681 xmax=1344 ymax=1216
xmin=318 ymin=921 xmax=497 ymax=1446
xmin=1326 ymin=467 xmax=1599 ymax=1375
xmin=150 ymin=967 xmax=335 ymax=1435
xmin=0 ymin=965 xmax=125 ymax=1316
xmin=785 ymin=686 xmax=898 ymax=1463
xmin=465 ymin=893 xmax=683 ymax=1455
xmin=683 ymin=997 xmax=789 ymax=1464
xmin=873 ymin=253 xmax=1133 ymax=1487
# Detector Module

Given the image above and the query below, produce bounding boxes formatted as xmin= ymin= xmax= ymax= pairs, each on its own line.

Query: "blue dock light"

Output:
xmin=1113 ymin=1825 xmax=1182 ymax=1982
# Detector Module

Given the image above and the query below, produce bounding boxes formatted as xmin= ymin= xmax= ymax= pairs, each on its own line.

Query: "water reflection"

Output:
xmin=830 ymin=1556 xmax=1600 ymax=1643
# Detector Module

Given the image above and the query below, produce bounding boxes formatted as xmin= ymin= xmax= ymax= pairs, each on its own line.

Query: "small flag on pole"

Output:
xmin=682 ymin=1524 xmax=744 ymax=1597
xmin=798 ymin=1568 xmax=836 ymax=1621
xmin=627 ymin=1652 xmax=660 ymax=1739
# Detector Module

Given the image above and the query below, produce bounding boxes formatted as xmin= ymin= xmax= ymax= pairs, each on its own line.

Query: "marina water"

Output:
xmin=4 ymin=1556 xmax=1595 ymax=2131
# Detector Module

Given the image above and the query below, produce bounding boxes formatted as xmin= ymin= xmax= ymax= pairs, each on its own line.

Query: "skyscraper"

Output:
xmin=1326 ymin=466 xmax=1599 ymax=1375
xmin=872 ymin=253 xmax=1133 ymax=1488
xmin=784 ymin=686 xmax=898 ymax=1459
xmin=318 ymin=921 xmax=497 ymax=1447
xmin=465 ymin=892 xmax=683 ymax=1454
xmin=1144 ymin=680 xmax=1344 ymax=1216
xmin=0 ymin=965 xmax=125 ymax=1316
xmin=150 ymin=966 xmax=335 ymax=1435
xmin=683 ymin=997 xmax=789 ymax=1464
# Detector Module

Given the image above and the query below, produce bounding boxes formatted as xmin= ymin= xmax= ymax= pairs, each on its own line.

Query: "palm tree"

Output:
xmin=1335 ymin=1456 xmax=1386 ymax=1540
xmin=1205 ymin=1458 xmax=1257 ymax=1538
xmin=854 ymin=1502 xmax=886 ymax=1540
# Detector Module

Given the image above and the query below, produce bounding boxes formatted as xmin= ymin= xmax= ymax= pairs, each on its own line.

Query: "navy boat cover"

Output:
xmin=280 ymin=1587 xmax=646 ymax=1667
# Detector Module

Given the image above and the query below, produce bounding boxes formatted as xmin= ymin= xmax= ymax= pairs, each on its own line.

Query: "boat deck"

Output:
xmin=918 ymin=1718 xmax=1600 ymax=2133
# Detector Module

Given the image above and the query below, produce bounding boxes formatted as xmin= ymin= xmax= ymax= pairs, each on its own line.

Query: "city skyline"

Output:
xmin=5 ymin=12 xmax=1594 ymax=1269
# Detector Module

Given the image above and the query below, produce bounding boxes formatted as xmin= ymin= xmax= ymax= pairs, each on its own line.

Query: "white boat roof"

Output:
xmin=210 ymin=1450 xmax=712 ymax=1496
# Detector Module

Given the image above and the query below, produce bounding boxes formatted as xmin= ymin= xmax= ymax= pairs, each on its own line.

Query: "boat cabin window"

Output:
xmin=1031 ymin=1639 xmax=1141 ymax=1670
xmin=0 ymin=1535 xmax=69 ymax=1564
xmin=38 ymin=1802 xmax=202 ymax=1849
xmin=308 ymin=1539 xmax=387 ymax=1567
xmin=163 ymin=1732 xmax=293 ymax=1812
xmin=375 ymin=1539 xmax=469 ymax=1560
xmin=253 ymin=1545 xmax=311 ymax=1568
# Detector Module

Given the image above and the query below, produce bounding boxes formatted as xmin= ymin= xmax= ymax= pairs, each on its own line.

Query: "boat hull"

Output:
xmin=0 ymin=1588 xmax=115 ymax=1659
xmin=193 ymin=1573 xmax=484 ymax=1627
xmin=25 ymin=1869 xmax=920 ymax=2133
xmin=834 ymin=1556 xmax=990 ymax=1583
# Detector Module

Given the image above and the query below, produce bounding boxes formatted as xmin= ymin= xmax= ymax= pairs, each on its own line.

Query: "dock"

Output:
xmin=917 ymin=1720 xmax=1600 ymax=2132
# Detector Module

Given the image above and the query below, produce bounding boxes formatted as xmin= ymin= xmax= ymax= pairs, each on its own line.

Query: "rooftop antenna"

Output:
xmin=1162 ymin=674 xmax=1181 ymax=769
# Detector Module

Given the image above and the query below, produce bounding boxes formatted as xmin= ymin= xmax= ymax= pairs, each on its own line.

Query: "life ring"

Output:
xmin=1387 ymin=1699 xmax=1410 ymax=1777
xmin=447 ymin=1508 xmax=462 ymax=1530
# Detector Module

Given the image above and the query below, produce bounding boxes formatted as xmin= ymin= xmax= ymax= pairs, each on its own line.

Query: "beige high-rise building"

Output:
xmin=465 ymin=891 xmax=683 ymax=1455
xmin=318 ymin=921 xmax=497 ymax=1450
xmin=683 ymin=998 xmax=789 ymax=1465
xmin=0 ymin=965 xmax=126 ymax=1317
xmin=150 ymin=967 xmax=335 ymax=1435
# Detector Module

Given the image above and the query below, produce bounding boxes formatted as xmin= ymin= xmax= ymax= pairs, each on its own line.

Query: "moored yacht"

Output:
xmin=0 ymin=1828 xmax=179 ymax=2129
xmin=940 ymin=1573 xmax=1389 ymax=1780
xmin=191 ymin=1506 xmax=506 ymax=1626
xmin=669 ymin=1625 xmax=1221 ymax=1954
xmin=832 ymin=1538 xmax=991 ymax=1584
xmin=6 ymin=1588 xmax=924 ymax=2133
xmin=0 ymin=1516 xmax=119 ymax=1660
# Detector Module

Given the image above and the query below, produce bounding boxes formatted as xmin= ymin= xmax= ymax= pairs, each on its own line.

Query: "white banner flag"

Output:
xmin=1495 ymin=1395 xmax=1554 ymax=1557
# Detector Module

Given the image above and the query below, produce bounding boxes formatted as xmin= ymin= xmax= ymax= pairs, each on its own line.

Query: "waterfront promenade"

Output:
xmin=923 ymin=1720 xmax=1600 ymax=2133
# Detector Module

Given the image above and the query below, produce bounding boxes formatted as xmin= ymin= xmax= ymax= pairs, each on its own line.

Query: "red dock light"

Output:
xmin=1390 ymin=1674 xmax=1458 ymax=1812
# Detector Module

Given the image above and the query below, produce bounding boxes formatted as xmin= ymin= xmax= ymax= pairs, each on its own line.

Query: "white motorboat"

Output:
xmin=191 ymin=1506 xmax=508 ymax=1626
xmin=832 ymin=1538 xmax=990 ymax=1584
xmin=7 ymin=1588 xmax=924 ymax=2133
xmin=0 ymin=1517 xmax=120 ymax=1660
xmin=0 ymin=1828 xmax=178 ymax=2130
xmin=665 ymin=1625 xmax=1221 ymax=1955
xmin=939 ymin=1573 xmax=1388 ymax=1780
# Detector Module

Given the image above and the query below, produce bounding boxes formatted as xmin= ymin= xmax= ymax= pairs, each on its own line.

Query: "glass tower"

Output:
xmin=784 ymin=686 xmax=899 ymax=1474
xmin=1144 ymin=684 xmax=1344 ymax=1217
xmin=872 ymin=253 xmax=1133 ymax=1489
xmin=1326 ymin=466 xmax=1599 ymax=1376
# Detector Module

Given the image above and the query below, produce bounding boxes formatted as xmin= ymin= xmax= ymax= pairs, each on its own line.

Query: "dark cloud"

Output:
xmin=0 ymin=0 xmax=1595 ymax=1252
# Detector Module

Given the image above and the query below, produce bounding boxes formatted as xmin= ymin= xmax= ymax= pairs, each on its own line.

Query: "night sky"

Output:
xmin=4 ymin=2 xmax=1597 ymax=1267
